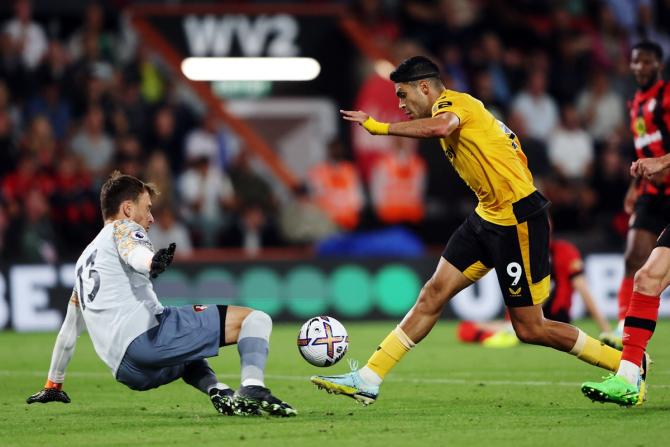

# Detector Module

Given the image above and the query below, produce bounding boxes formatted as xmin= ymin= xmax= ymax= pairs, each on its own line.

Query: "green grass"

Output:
xmin=1 ymin=321 xmax=668 ymax=447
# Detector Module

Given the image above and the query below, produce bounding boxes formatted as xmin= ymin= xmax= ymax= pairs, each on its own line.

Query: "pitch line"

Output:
xmin=1 ymin=370 xmax=669 ymax=388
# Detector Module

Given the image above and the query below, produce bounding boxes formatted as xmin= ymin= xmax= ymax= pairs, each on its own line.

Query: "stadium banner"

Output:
xmin=2 ymin=254 xmax=670 ymax=332
xmin=133 ymin=3 xmax=354 ymax=97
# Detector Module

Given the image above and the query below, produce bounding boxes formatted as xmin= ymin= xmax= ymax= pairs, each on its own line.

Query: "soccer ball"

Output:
xmin=297 ymin=316 xmax=349 ymax=367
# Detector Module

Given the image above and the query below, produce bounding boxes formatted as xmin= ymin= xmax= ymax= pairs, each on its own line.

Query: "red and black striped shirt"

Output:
xmin=630 ymin=79 xmax=670 ymax=195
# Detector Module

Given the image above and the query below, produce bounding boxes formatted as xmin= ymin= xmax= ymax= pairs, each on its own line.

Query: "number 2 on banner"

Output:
xmin=507 ymin=262 xmax=522 ymax=286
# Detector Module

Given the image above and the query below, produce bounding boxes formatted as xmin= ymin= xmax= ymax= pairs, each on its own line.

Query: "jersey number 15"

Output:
xmin=77 ymin=249 xmax=100 ymax=311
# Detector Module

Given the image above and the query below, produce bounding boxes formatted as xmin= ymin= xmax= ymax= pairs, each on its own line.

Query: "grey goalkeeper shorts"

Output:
xmin=116 ymin=305 xmax=227 ymax=391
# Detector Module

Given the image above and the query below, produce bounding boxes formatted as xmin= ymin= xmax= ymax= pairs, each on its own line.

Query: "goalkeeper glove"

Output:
xmin=150 ymin=243 xmax=176 ymax=278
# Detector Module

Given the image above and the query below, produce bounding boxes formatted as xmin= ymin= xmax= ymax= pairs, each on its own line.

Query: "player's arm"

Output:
xmin=340 ymin=110 xmax=459 ymax=139
xmin=571 ymin=274 xmax=611 ymax=333
xmin=623 ymin=177 xmax=639 ymax=215
xmin=113 ymin=220 xmax=176 ymax=278
xmin=27 ymin=291 xmax=85 ymax=404
xmin=631 ymin=153 xmax=670 ymax=184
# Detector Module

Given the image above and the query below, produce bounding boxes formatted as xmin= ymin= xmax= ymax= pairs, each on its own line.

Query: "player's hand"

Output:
xmin=340 ymin=109 xmax=370 ymax=125
xmin=150 ymin=243 xmax=176 ymax=278
xmin=26 ymin=388 xmax=71 ymax=404
xmin=632 ymin=158 xmax=669 ymax=184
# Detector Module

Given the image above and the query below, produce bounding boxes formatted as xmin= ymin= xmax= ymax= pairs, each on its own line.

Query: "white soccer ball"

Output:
xmin=297 ymin=316 xmax=349 ymax=367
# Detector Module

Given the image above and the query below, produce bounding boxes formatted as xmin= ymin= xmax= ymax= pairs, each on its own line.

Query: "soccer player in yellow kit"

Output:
xmin=311 ymin=56 xmax=634 ymax=405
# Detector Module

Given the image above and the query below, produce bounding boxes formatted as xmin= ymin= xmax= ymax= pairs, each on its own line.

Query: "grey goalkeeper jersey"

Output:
xmin=73 ymin=220 xmax=164 ymax=376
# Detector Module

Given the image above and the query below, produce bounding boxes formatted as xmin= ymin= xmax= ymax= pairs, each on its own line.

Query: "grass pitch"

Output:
xmin=1 ymin=320 xmax=668 ymax=447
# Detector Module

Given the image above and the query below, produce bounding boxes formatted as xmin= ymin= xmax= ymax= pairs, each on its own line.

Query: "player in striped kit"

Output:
xmin=602 ymin=41 xmax=670 ymax=350
xmin=26 ymin=171 xmax=296 ymax=416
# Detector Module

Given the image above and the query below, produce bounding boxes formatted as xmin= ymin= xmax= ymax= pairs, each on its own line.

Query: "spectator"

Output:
xmin=438 ymin=43 xmax=469 ymax=93
xmin=369 ymin=142 xmax=427 ymax=225
xmin=511 ymin=69 xmax=559 ymax=140
xmin=351 ymin=0 xmax=399 ymax=49
xmin=22 ymin=114 xmax=57 ymax=174
xmin=471 ymin=70 xmax=505 ymax=120
xmin=113 ymin=68 xmax=147 ymax=138
xmin=68 ymin=2 xmax=116 ymax=64
xmin=70 ymin=105 xmax=114 ymax=181
xmin=148 ymin=206 xmax=193 ymax=256
xmin=548 ymin=103 xmax=595 ymax=181
xmin=184 ymin=113 xmax=234 ymax=171
xmin=0 ymin=31 xmax=30 ymax=101
xmin=589 ymin=3 xmax=629 ymax=71
xmin=114 ymin=134 xmax=143 ymax=179
xmin=506 ymin=111 xmax=551 ymax=185
xmin=0 ymin=97 xmax=18 ymax=178
xmin=308 ymin=139 xmax=364 ymax=231
xmin=227 ymin=149 xmax=281 ymax=252
xmin=590 ymin=134 xmax=632 ymax=239
xmin=473 ymin=32 xmax=511 ymax=107
xmin=144 ymin=150 xmax=175 ymax=209
xmin=51 ymin=153 xmax=98 ymax=255
xmin=0 ymin=78 xmax=21 ymax=136
xmin=2 ymin=0 xmax=47 ymax=70
xmin=228 ymin=150 xmax=277 ymax=218
xmin=144 ymin=105 xmax=183 ymax=174
xmin=34 ymin=40 xmax=70 ymax=91
xmin=279 ymin=184 xmax=338 ymax=245
xmin=178 ymin=154 xmax=235 ymax=247
xmin=5 ymin=188 xmax=58 ymax=263
xmin=576 ymin=70 xmax=625 ymax=144
xmin=2 ymin=155 xmax=54 ymax=213
xmin=24 ymin=73 xmax=71 ymax=140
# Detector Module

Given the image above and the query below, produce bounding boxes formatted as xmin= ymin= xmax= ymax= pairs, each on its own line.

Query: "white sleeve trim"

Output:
xmin=47 ymin=302 xmax=86 ymax=383
xmin=127 ymin=245 xmax=153 ymax=274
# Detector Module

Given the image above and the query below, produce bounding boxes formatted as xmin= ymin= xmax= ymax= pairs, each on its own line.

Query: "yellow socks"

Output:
xmin=366 ymin=326 xmax=415 ymax=379
xmin=569 ymin=329 xmax=621 ymax=372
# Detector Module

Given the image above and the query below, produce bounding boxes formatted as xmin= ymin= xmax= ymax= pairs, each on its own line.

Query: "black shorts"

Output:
xmin=442 ymin=210 xmax=551 ymax=307
xmin=631 ymin=194 xmax=670 ymax=235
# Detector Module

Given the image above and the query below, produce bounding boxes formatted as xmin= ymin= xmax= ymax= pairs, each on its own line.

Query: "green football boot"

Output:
xmin=581 ymin=374 xmax=639 ymax=406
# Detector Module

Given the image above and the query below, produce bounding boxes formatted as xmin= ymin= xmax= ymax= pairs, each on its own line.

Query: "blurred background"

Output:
xmin=0 ymin=0 xmax=669 ymax=330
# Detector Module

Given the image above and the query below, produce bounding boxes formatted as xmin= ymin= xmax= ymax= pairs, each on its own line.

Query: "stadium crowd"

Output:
xmin=0 ymin=0 xmax=668 ymax=262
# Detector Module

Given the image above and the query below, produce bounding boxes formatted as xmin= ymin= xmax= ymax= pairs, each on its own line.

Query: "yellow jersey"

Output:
xmin=431 ymin=89 xmax=548 ymax=225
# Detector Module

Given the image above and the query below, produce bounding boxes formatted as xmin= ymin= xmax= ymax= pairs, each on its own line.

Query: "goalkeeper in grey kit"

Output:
xmin=27 ymin=171 xmax=296 ymax=417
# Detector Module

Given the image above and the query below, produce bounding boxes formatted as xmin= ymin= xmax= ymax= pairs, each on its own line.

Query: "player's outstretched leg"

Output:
xmin=230 ymin=310 xmax=296 ymax=416
xmin=310 ymin=325 xmax=419 ymax=405
xmin=312 ymin=258 xmax=471 ymax=405
xmin=583 ymin=242 xmax=668 ymax=406
xmin=311 ymin=359 xmax=381 ymax=405
xmin=581 ymin=351 xmax=651 ymax=406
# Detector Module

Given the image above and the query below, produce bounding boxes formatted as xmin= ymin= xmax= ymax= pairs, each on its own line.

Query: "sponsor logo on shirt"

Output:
xmin=193 ymin=305 xmax=208 ymax=312
xmin=634 ymin=130 xmax=662 ymax=149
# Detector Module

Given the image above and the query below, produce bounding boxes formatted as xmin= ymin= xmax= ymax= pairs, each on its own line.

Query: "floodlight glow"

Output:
xmin=181 ymin=57 xmax=321 ymax=81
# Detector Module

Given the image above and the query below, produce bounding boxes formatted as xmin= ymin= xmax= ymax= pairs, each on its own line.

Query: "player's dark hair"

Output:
xmin=632 ymin=41 xmax=664 ymax=62
xmin=390 ymin=56 xmax=442 ymax=83
xmin=100 ymin=170 xmax=158 ymax=220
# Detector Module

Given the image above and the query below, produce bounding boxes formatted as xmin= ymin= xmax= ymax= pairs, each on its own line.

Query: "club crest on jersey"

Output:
xmin=635 ymin=117 xmax=647 ymax=135
xmin=193 ymin=305 xmax=208 ymax=312
xmin=132 ymin=230 xmax=146 ymax=241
